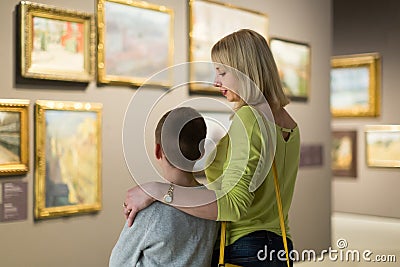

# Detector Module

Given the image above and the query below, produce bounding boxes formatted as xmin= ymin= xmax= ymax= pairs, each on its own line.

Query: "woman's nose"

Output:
xmin=214 ymin=80 xmax=222 ymax=87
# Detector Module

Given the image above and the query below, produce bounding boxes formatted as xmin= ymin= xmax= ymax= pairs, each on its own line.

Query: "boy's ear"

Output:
xmin=155 ymin=143 xmax=162 ymax=160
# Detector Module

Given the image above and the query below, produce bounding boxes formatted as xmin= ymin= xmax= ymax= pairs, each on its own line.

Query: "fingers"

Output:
xmin=123 ymin=207 xmax=131 ymax=219
xmin=123 ymin=202 xmax=136 ymax=226
xmin=127 ymin=208 xmax=137 ymax=227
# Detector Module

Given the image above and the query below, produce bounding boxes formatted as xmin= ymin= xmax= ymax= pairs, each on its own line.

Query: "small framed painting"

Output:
xmin=365 ymin=125 xmax=400 ymax=168
xmin=97 ymin=0 xmax=174 ymax=87
xmin=0 ymin=99 xmax=29 ymax=176
xmin=19 ymin=1 xmax=95 ymax=82
xmin=331 ymin=53 xmax=381 ymax=117
xmin=34 ymin=100 xmax=102 ymax=219
xmin=270 ymin=38 xmax=311 ymax=102
xmin=189 ymin=0 xmax=268 ymax=94
xmin=331 ymin=130 xmax=357 ymax=177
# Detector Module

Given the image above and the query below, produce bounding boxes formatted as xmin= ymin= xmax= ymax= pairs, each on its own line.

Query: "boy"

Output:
xmin=110 ymin=107 xmax=218 ymax=266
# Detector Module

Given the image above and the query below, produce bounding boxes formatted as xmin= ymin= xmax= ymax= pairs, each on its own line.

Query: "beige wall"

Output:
xmin=332 ymin=0 xmax=400 ymax=218
xmin=0 ymin=0 xmax=332 ymax=266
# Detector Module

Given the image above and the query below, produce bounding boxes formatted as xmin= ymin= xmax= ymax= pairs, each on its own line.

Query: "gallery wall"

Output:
xmin=0 ymin=0 xmax=332 ymax=266
xmin=332 ymin=0 xmax=400 ymax=218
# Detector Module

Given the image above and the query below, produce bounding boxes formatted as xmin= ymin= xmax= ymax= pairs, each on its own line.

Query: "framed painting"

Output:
xmin=331 ymin=130 xmax=357 ymax=177
xmin=365 ymin=125 xmax=400 ymax=168
xmin=189 ymin=0 xmax=269 ymax=94
xmin=19 ymin=1 xmax=95 ymax=82
xmin=0 ymin=99 xmax=29 ymax=176
xmin=270 ymin=38 xmax=311 ymax=102
xmin=35 ymin=100 xmax=102 ymax=219
xmin=331 ymin=53 xmax=381 ymax=117
xmin=97 ymin=0 xmax=174 ymax=87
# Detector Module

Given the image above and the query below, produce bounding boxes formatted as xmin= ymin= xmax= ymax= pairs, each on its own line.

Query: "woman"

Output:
xmin=123 ymin=29 xmax=300 ymax=267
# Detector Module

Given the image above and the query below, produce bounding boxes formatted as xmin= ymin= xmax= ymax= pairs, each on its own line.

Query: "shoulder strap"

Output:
xmin=272 ymin=160 xmax=291 ymax=267
xmin=219 ymin=221 xmax=242 ymax=267
xmin=219 ymin=221 xmax=227 ymax=266
xmin=218 ymin=160 xmax=290 ymax=267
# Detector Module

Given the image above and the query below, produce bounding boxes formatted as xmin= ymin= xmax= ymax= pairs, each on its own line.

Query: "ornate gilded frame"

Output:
xmin=35 ymin=100 xmax=102 ymax=219
xmin=0 ymin=99 xmax=29 ymax=176
xmin=331 ymin=53 xmax=381 ymax=117
xmin=365 ymin=125 xmax=400 ymax=168
xmin=97 ymin=0 xmax=174 ymax=86
xmin=19 ymin=1 xmax=95 ymax=82
xmin=189 ymin=0 xmax=269 ymax=94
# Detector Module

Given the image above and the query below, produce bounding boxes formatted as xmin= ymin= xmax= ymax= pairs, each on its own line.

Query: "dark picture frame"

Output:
xmin=270 ymin=38 xmax=311 ymax=102
xmin=331 ymin=130 xmax=357 ymax=177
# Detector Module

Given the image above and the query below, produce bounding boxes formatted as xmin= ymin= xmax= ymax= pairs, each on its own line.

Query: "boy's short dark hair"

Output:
xmin=155 ymin=107 xmax=206 ymax=169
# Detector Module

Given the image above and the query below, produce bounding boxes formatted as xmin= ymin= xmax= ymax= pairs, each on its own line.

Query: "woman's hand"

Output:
xmin=123 ymin=182 xmax=157 ymax=227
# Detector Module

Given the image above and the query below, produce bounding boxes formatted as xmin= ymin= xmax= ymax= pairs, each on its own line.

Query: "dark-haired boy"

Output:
xmin=109 ymin=107 xmax=218 ymax=267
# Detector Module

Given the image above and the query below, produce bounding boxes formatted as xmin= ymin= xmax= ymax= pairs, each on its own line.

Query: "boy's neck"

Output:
xmin=162 ymin=168 xmax=202 ymax=187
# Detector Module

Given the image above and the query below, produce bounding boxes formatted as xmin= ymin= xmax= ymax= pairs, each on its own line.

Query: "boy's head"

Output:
xmin=155 ymin=107 xmax=206 ymax=171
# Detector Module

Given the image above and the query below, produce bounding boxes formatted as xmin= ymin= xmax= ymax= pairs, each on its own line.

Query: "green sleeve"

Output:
xmin=215 ymin=106 xmax=264 ymax=222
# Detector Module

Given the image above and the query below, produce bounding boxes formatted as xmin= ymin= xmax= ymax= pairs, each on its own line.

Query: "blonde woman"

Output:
xmin=123 ymin=29 xmax=300 ymax=266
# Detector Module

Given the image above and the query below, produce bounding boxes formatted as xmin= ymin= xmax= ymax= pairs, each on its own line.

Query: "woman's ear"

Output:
xmin=155 ymin=143 xmax=162 ymax=160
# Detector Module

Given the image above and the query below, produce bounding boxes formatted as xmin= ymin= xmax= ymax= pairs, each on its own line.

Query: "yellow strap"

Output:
xmin=219 ymin=160 xmax=290 ymax=267
xmin=219 ymin=221 xmax=227 ymax=266
xmin=272 ymin=160 xmax=291 ymax=267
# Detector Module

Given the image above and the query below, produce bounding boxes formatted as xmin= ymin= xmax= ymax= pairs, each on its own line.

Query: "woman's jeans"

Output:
xmin=211 ymin=230 xmax=294 ymax=267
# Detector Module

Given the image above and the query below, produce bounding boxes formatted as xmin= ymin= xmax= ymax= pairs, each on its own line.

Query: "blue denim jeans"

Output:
xmin=211 ymin=230 xmax=294 ymax=267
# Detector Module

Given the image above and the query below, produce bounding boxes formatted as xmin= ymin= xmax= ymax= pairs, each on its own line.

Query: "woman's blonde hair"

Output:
xmin=211 ymin=29 xmax=289 ymax=111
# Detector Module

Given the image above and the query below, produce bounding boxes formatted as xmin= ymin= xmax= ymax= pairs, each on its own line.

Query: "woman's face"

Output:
xmin=214 ymin=66 xmax=241 ymax=102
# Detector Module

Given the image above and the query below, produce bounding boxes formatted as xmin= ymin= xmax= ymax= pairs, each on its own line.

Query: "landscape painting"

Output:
xmin=0 ymin=112 xmax=21 ymax=164
xmin=0 ymin=99 xmax=29 ymax=176
xmin=97 ymin=0 xmax=173 ymax=86
xmin=366 ymin=125 xmax=400 ymax=168
xmin=35 ymin=100 xmax=102 ymax=219
xmin=20 ymin=1 xmax=94 ymax=82
xmin=270 ymin=38 xmax=311 ymax=101
xmin=330 ymin=53 xmax=380 ymax=117
xmin=331 ymin=130 xmax=357 ymax=177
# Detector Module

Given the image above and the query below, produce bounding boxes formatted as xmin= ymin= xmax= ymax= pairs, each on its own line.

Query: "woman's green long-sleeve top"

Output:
xmin=205 ymin=105 xmax=300 ymax=246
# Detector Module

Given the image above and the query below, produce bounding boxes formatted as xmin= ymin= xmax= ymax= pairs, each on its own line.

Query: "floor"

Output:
xmin=295 ymin=212 xmax=400 ymax=266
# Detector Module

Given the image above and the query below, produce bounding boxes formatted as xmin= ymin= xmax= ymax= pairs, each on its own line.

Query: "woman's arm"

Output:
xmin=124 ymin=182 xmax=218 ymax=227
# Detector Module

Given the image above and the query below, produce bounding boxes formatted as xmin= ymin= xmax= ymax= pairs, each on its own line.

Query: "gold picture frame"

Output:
xmin=189 ymin=0 xmax=269 ymax=94
xmin=331 ymin=53 xmax=381 ymax=117
xmin=365 ymin=125 xmax=400 ymax=168
xmin=0 ymin=99 xmax=29 ymax=176
xmin=19 ymin=1 xmax=95 ymax=82
xmin=35 ymin=100 xmax=102 ymax=219
xmin=97 ymin=0 xmax=174 ymax=87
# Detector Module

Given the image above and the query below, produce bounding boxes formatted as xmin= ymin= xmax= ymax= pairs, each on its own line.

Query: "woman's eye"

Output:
xmin=219 ymin=72 xmax=226 ymax=76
